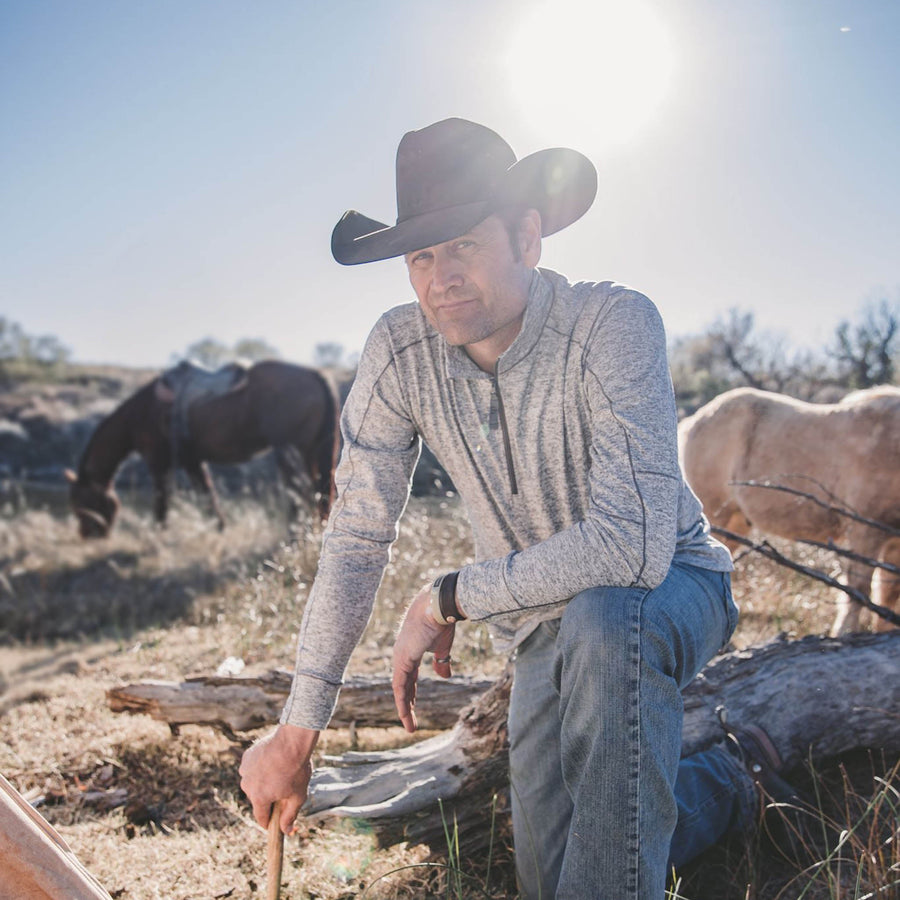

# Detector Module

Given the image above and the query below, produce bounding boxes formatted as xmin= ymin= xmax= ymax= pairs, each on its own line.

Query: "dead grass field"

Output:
xmin=0 ymin=491 xmax=896 ymax=899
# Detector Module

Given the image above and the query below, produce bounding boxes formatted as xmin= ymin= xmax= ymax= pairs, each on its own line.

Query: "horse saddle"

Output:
xmin=155 ymin=361 xmax=250 ymax=452
xmin=155 ymin=360 xmax=249 ymax=406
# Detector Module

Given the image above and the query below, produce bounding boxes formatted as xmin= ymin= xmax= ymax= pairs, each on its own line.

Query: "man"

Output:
xmin=240 ymin=118 xmax=790 ymax=898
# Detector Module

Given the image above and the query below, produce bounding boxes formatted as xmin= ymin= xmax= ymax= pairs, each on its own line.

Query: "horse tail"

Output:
xmin=313 ymin=370 xmax=341 ymax=520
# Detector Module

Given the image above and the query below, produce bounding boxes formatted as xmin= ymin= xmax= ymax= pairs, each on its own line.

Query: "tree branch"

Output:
xmin=729 ymin=479 xmax=900 ymax=538
xmin=712 ymin=527 xmax=900 ymax=627
xmin=790 ymin=536 xmax=900 ymax=578
xmin=107 ymin=672 xmax=493 ymax=738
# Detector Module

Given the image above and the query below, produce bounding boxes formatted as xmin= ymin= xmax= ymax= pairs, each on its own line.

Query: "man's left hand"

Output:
xmin=392 ymin=585 xmax=456 ymax=733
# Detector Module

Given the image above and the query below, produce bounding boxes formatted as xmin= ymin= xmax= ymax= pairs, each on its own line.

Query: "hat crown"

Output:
xmin=395 ymin=118 xmax=517 ymax=224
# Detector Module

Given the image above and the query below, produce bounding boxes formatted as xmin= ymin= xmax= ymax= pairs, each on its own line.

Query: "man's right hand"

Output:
xmin=239 ymin=723 xmax=320 ymax=835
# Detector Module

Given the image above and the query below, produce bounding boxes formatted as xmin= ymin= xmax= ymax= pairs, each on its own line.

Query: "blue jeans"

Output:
xmin=508 ymin=563 xmax=755 ymax=899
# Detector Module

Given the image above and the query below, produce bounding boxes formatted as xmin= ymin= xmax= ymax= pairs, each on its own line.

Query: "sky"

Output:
xmin=1 ymin=0 xmax=898 ymax=369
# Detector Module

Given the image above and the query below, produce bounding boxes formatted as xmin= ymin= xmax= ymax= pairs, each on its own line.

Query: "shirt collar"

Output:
xmin=443 ymin=269 xmax=555 ymax=379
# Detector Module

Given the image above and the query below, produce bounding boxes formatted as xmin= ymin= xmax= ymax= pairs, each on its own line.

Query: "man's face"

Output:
xmin=405 ymin=212 xmax=541 ymax=370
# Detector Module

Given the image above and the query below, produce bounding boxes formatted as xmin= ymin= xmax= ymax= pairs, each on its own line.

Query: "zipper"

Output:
xmin=492 ymin=362 xmax=518 ymax=495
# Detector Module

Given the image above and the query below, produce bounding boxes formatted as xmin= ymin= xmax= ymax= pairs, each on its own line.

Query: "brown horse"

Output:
xmin=66 ymin=361 xmax=339 ymax=538
xmin=678 ymin=386 xmax=900 ymax=635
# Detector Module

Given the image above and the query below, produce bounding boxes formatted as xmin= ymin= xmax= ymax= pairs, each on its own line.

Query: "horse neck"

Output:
xmin=78 ymin=384 xmax=149 ymax=486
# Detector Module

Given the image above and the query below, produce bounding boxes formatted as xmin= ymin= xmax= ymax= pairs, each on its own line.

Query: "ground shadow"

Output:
xmin=0 ymin=548 xmax=251 ymax=644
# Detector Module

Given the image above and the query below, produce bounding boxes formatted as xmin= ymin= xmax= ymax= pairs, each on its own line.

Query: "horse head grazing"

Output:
xmin=68 ymin=361 xmax=340 ymax=537
xmin=65 ymin=469 xmax=120 ymax=539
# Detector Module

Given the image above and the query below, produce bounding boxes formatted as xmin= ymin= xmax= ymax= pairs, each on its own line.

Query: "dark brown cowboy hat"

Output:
xmin=331 ymin=118 xmax=597 ymax=266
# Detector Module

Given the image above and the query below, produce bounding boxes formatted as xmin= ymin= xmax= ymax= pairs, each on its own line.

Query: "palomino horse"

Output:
xmin=66 ymin=360 xmax=339 ymax=538
xmin=678 ymin=386 xmax=900 ymax=635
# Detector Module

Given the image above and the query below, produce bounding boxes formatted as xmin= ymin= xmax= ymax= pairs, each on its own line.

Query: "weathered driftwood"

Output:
xmin=678 ymin=632 xmax=900 ymax=765
xmin=107 ymin=671 xmax=493 ymax=737
xmin=302 ymin=632 xmax=900 ymax=853
xmin=307 ymin=665 xmax=514 ymax=855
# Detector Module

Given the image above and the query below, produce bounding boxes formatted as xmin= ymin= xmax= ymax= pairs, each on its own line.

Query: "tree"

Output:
xmin=668 ymin=332 xmax=736 ymax=415
xmin=174 ymin=337 xmax=281 ymax=369
xmin=232 ymin=338 xmax=281 ymax=362
xmin=0 ymin=317 xmax=70 ymax=365
xmin=705 ymin=308 xmax=830 ymax=397
xmin=107 ymin=634 xmax=900 ymax=857
xmin=828 ymin=297 xmax=899 ymax=389
xmin=313 ymin=341 xmax=348 ymax=368
xmin=175 ymin=337 xmax=231 ymax=369
xmin=0 ymin=317 xmax=71 ymax=384
xmin=669 ymin=309 xmax=830 ymax=415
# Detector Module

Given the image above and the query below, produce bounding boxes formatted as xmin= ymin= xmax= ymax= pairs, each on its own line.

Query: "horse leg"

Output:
xmin=706 ymin=507 xmax=753 ymax=555
xmin=184 ymin=459 xmax=227 ymax=531
xmin=273 ymin=445 xmax=314 ymax=522
xmin=310 ymin=430 xmax=338 ymax=521
xmin=830 ymin=567 xmax=872 ymax=636
xmin=830 ymin=527 xmax=883 ymax=636
xmin=872 ymin=537 xmax=900 ymax=633
xmin=152 ymin=469 xmax=172 ymax=527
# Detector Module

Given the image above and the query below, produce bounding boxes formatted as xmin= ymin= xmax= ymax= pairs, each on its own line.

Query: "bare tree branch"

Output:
xmin=712 ymin=527 xmax=900 ymax=627
xmin=729 ymin=479 xmax=900 ymax=538
xmin=828 ymin=298 xmax=899 ymax=388
xmin=790 ymin=535 xmax=900 ymax=578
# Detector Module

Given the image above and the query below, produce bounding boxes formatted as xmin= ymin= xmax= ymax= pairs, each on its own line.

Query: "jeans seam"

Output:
xmin=630 ymin=587 xmax=649 ymax=898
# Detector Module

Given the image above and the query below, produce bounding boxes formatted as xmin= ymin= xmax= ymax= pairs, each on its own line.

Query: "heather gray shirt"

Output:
xmin=282 ymin=268 xmax=732 ymax=730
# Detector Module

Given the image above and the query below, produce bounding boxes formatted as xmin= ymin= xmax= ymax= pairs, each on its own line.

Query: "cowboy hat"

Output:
xmin=331 ymin=118 xmax=597 ymax=266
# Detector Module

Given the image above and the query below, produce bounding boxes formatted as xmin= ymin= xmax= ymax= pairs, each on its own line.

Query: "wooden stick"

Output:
xmin=267 ymin=799 xmax=285 ymax=900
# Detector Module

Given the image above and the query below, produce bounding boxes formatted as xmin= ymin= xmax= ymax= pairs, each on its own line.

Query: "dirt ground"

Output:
xmin=0 ymin=492 xmax=511 ymax=899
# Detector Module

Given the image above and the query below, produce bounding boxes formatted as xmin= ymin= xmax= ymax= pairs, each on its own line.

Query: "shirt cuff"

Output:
xmin=280 ymin=672 xmax=341 ymax=731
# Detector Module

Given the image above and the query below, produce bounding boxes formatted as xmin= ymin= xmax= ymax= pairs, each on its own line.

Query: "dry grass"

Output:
xmin=673 ymin=750 xmax=900 ymax=900
xmin=0 ymin=491 xmax=895 ymax=899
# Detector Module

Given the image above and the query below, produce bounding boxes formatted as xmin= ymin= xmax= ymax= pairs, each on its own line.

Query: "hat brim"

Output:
xmin=331 ymin=147 xmax=597 ymax=266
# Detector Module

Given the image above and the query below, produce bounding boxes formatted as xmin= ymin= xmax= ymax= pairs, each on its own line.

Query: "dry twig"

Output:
xmin=712 ymin=526 xmax=900 ymax=628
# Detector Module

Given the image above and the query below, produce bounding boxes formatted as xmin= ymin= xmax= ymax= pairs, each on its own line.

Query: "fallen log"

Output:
xmin=107 ymin=671 xmax=493 ymax=737
xmin=303 ymin=632 xmax=900 ymax=855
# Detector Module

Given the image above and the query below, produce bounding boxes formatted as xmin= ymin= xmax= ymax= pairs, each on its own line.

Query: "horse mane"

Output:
xmin=77 ymin=380 xmax=159 ymax=486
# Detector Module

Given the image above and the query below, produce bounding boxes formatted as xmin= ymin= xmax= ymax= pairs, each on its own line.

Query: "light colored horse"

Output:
xmin=678 ymin=386 xmax=900 ymax=635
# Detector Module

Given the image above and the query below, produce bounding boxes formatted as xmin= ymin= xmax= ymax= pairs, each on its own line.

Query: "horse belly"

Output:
xmin=733 ymin=484 xmax=845 ymax=544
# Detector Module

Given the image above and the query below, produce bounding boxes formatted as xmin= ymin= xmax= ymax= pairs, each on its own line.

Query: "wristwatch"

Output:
xmin=430 ymin=571 xmax=463 ymax=624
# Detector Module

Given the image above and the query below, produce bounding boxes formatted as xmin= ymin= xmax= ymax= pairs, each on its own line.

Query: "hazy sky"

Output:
xmin=2 ymin=0 xmax=898 ymax=368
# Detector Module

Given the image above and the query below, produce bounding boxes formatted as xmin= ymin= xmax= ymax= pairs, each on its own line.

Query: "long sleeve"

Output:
xmin=281 ymin=318 xmax=420 ymax=730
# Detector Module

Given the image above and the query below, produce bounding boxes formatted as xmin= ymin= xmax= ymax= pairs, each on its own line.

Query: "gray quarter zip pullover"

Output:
xmin=282 ymin=268 xmax=732 ymax=730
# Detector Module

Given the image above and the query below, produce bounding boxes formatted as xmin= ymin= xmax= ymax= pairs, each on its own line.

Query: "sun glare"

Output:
xmin=504 ymin=0 xmax=676 ymax=154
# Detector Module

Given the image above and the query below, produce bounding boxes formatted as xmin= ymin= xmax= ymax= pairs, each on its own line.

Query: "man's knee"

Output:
xmin=557 ymin=583 xmax=680 ymax=681
xmin=554 ymin=586 xmax=647 ymax=692
xmin=559 ymin=585 xmax=644 ymax=645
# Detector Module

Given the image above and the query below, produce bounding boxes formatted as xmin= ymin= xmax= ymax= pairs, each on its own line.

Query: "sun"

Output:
xmin=504 ymin=0 xmax=676 ymax=154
